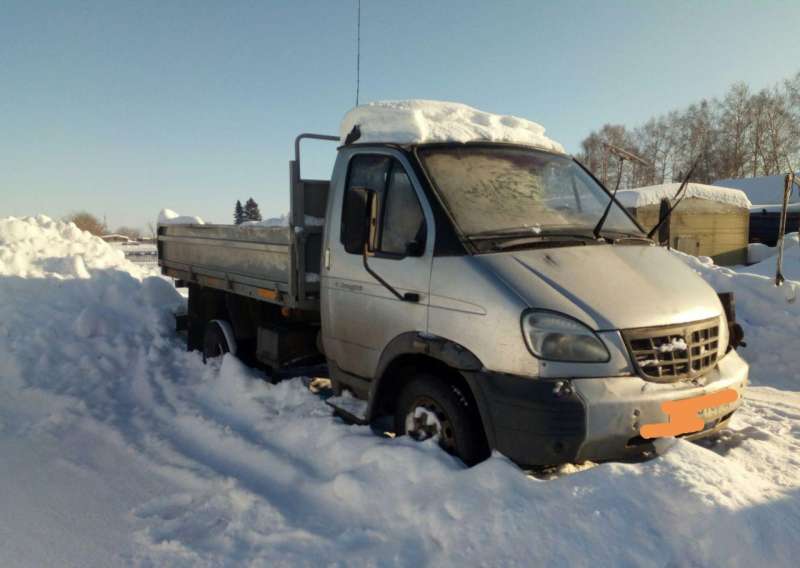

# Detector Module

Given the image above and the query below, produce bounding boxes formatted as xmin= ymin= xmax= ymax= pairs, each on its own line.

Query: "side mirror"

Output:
xmin=342 ymin=186 xmax=377 ymax=254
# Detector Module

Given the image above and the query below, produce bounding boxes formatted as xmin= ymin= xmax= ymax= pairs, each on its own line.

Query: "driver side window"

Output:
xmin=341 ymin=155 xmax=426 ymax=257
xmin=380 ymin=162 xmax=426 ymax=255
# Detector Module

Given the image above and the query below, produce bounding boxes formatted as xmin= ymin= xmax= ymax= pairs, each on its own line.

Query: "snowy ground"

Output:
xmin=1 ymin=215 xmax=799 ymax=567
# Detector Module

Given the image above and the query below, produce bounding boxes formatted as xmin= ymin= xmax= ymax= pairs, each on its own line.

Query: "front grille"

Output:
xmin=622 ymin=318 xmax=720 ymax=381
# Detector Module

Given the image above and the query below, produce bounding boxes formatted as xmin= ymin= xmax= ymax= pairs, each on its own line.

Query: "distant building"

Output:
xmin=713 ymin=175 xmax=800 ymax=245
xmin=617 ymin=183 xmax=750 ymax=265
xmin=100 ymin=234 xmax=133 ymax=243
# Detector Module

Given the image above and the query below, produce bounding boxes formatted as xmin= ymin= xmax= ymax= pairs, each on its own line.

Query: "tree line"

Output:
xmin=64 ymin=211 xmax=151 ymax=239
xmin=578 ymin=71 xmax=800 ymax=189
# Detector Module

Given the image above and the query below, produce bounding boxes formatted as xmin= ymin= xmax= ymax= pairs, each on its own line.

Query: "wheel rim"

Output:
xmin=404 ymin=396 xmax=456 ymax=452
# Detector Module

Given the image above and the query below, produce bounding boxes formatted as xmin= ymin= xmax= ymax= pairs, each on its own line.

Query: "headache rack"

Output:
xmin=622 ymin=317 xmax=721 ymax=382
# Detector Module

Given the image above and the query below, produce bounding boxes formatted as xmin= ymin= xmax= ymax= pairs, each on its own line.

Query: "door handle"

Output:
xmin=324 ymin=248 xmax=331 ymax=270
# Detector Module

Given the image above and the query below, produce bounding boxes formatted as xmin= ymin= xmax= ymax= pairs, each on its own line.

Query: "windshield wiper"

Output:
xmin=488 ymin=233 xmax=599 ymax=251
xmin=468 ymin=226 xmax=604 ymax=241
xmin=467 ymin=226 xmax=549 ymax=240
xmin=592 ymin=157 xmax=626 ymax=239
xmin=646 ymin=155 xmax=702 ymax=239
xmin=595 ymin=230 xmax=653 ymax=244
xmin=593 ymin=144 xmax=653 ymax=239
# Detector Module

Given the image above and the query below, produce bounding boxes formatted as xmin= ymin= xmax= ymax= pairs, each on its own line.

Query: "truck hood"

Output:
xmin=476 ymin=244 xmax=722 ymax=330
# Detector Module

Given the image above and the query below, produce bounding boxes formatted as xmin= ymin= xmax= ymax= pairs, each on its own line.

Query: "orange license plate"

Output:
xmin=639 ymin=388 xmax=739 ymax=439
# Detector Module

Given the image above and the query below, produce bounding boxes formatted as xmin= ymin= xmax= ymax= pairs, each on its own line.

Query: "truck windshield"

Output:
xmin=418 ymin=146 xmax=643 ymax=240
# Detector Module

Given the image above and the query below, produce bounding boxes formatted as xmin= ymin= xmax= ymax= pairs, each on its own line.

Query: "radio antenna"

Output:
xmin=355 ymin=0 xmax=361 ymax=106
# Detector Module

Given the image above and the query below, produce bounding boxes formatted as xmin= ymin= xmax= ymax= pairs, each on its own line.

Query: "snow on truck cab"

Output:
xmin=158 ymin=100 xmax=749 ymax=467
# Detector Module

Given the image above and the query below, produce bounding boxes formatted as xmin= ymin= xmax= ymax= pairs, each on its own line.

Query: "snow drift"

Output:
xmin=340 ymin=100 xmax=565 ymax=154
xmin=616 ymin=183 xmax=752 ymax=209
xmin=675 ymin=248 xmax=800 ymax=391
xmin=743 ymin=232 xmax=800 ymax=281
xmin=158 ymin=208 xmax=205 ymax=225
xmin=1 ymin=215 xmax=800 ymax=567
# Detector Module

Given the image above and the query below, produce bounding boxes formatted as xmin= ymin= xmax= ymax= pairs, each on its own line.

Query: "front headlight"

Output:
xmin=521 ymin=310 xmax=610 ymax=362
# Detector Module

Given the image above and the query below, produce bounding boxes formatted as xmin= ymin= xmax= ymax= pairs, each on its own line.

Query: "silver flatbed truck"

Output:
xmin=159 ymin=114 xmax=748 ymax=467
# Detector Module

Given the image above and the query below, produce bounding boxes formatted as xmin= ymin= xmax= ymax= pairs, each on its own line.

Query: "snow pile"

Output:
xmin=748 ymin=242 xmax=778 ymax=264
xmin=0 ymin=215 xmax=139 ymax=278
xmin=746 ymin=233 xmax=800 ymax=267
xmin=2 ymin=214 xmax=800 ymax=566
xmin=340 ymin=100 xmax=565 ymax=153
xmin=158 ymin=208 xmax=205 ymax=225
xmin=617 ymin=183 xmax=752 ymax=209
xmin=676 ymin=250 xmax=800 ymax=390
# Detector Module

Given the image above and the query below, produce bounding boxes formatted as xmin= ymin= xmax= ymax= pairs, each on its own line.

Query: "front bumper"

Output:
xmin=467 ymin=349 xmax=749 ymax=466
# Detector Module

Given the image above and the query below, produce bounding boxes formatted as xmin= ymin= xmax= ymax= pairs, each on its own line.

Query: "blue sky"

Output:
xmin=2 ymin=0 xmax=799 ymax=230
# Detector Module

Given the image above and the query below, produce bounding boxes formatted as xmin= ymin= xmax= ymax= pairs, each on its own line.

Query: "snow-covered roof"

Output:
xmin=339 ymin=100 xmax=565 ymax=154
xmin=713 ymin=174 xmax=800 ymax=207
xmin=100 ymin=234 xmax=132 ymax=242
xmin=616 ymin=182 xmax=751 ymax=210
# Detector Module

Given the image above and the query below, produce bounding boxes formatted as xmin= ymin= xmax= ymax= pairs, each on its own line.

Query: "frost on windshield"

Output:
xmin=420 ymin=147 xmax=639 ymax=237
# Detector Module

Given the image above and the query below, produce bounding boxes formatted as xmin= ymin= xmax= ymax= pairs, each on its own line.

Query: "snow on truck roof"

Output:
xmin=616 ymin=182 xmax=752 ymax=210
xmin=339 ymin=100 xmax=566 ymax=153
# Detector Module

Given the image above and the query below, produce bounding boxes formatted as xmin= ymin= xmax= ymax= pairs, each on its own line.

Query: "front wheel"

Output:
xmin=394 ymin=374 xmax=489 ymax=466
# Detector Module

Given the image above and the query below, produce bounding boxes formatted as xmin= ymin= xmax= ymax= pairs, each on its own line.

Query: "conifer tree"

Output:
xmin=234 ymin=200 xmax=244 ymax=224
xmin=244 ymin=198 xmax=262 ymax=222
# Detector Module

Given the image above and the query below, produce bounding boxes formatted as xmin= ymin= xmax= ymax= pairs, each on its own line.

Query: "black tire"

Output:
xmin=394 ymin=374 xmax=490 ymax=466
xmin=202 ymin=320 xmax=231 ymax=364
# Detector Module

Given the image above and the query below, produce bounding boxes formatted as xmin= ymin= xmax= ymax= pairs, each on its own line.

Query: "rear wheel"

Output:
xmin=202 ymin=320 xmax=235 ymax=363
xmin=394 ymin=374 xmax=489 ymax=466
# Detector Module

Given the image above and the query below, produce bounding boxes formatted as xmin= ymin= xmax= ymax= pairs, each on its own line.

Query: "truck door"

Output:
xmin=322 ymin=151 xmax=433 ymax=379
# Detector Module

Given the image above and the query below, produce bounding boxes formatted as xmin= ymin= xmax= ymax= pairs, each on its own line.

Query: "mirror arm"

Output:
xmin=362 ymin=248 xmax=419 ymax=303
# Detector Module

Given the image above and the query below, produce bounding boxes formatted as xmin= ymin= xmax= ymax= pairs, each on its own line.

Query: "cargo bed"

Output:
xmin=159 ymin=222 xmax=322 ymax=310
xmin=158 ymin=133 xmax=337 ymax=312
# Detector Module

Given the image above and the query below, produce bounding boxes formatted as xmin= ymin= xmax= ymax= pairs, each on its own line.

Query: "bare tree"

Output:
xmin=715 ymin=82 xmax=752 ymax=178
xmin=578 ymin=72 xmax=800 ymax=186
xmin=577 ymin=124 xmax=639 ymax=188
xmin=65 ymin=212 xmax=107 ymax=236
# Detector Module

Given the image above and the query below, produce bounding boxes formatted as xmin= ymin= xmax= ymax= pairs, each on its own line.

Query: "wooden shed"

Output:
xmin=617 ymin=183 xmax=751 ymax=266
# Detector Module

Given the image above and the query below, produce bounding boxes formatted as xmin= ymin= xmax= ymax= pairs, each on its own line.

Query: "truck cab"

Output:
xmin=159 ymin=100 xmax=748 ymax=467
